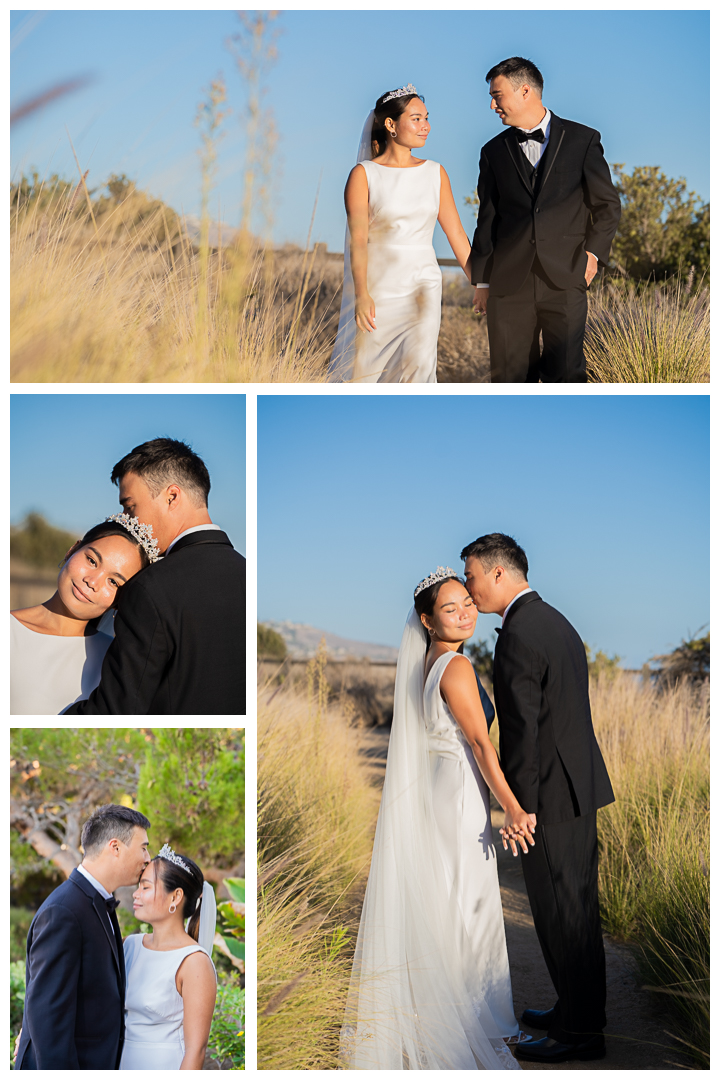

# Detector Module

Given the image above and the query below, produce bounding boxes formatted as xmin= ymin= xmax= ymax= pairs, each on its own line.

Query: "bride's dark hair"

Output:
xmin=152 ymin=852 xmax=205 ymax=942
xmin=414 ymin=575 xmax=466 ymax=648
xmin=70 ymin=521 xmax=151 ymax=570
xmin=371 ymin=90 xmax=425 ymax=159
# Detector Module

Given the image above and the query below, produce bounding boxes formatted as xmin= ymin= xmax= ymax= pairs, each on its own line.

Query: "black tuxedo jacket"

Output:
xmin=65 ymin=529 xmax=246 ymax=715
xmin=470 ymin=114 xmax=621 ymax=294
xmin=16 ymin=869 xmax=125 ymax=1070
xmin=493 ymin=591 xmax=614 ymax=824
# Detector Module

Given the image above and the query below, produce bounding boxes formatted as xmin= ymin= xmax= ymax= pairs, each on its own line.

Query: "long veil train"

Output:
xmin=340 ymin=608 xmax=520 ymax=1070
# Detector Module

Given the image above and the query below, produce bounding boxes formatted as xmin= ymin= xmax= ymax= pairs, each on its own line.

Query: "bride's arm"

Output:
xmin=177 ymin=952 xmax=217 ymax=1069
xmin=344 ymin=165 xmax=376 ymax=333
xmin=437 ymin=166 xmax=472 ymax=281
xmin=441 ymin=655 xmax=536 ymax=855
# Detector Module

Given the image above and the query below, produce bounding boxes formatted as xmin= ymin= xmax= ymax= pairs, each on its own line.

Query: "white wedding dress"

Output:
xmin=120 ymin=934 xmax=216 ymax=1070
xmin=424 ymin=651 xmax=519 ymax=1037
xmin=341 ymin=610 xmax=521 ymax=1070
xmin=329 ymin=121 xmax=443 ymax=384
xmin=10 ymin=611 xmax=114 ymax=715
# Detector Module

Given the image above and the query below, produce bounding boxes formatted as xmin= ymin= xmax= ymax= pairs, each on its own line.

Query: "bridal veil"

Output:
xmin=327 ymin=111 xmax=374 ymax=382
xmin=341 ymin=609 xmax=519 ymax=1070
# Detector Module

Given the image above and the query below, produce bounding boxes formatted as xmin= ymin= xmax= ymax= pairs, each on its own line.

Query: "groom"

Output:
xmin=16 ymin=805 xmax=151 ymax=1070
xmin=471 ymin=57 xmax=621 ymax=382
xmin=65 ymin=437 xmax=246 ymax=715
xmin=461 ymin=533 xmax=614 ymax=1063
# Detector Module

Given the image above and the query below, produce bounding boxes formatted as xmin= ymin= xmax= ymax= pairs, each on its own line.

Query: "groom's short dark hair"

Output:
xmin=111 ymin=437 xmax=211 ymax=508
xmin=82 ymin=804 xmax=151 ymax=856
xmin=486 ymin=57 xmax=544 ymax=97
xmin=460 ymin=533 xmax=529 ymax=581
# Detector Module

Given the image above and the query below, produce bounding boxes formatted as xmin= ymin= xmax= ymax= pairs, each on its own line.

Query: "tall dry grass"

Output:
xmin=10 ymin=177 xmax=333 ymax=382
xmin=592 ymin=673 xmax=709 ymax=1063
xmin=585 ymin=276 xmax=710 ymax=383
xmin=257 ymin=664 xmax=380 ymax=1069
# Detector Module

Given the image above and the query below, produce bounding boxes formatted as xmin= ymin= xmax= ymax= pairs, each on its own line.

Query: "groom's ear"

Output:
xmin=164 ymin=484 xmax=182 ymax=510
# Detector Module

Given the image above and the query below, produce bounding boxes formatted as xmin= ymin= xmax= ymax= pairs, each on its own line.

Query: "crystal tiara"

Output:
xmin=106 ymin=513 xmax=161 ymax=563
xmin=414 ymin=566 xmax=458 ymax=598
xmin=157 ymin=842 xmax=191 ymax=874
xmin=381 ymin=84 xmax=419 ymax=104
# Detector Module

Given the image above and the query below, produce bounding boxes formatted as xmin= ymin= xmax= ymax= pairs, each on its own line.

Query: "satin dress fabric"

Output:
xmin=423 ymin=651 xmax=519 ymax=1038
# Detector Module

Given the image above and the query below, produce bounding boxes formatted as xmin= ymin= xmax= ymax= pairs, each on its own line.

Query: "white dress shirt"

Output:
xmin=502 ymin=587 xmax=533 ymax=625
xmin=165 ymin=523 xmax=222 ymax=555
xmin=77 ymin=863 xmax=115 ymax=928
xmin=475 ymin=108 xmax=596 ymax=288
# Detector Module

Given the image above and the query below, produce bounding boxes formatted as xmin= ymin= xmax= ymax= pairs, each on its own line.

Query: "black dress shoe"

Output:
xmin=515 ymin=1035 xmax=606 ymax=1063
xmin=520 ymin=1007 xmax=556 ymax=1029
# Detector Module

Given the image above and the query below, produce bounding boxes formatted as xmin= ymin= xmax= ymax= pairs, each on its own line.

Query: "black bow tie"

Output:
xmin=105 ymin=896 xmax=120 ymax=913
xmin=516 ymin=127 xmax=545 ymax=144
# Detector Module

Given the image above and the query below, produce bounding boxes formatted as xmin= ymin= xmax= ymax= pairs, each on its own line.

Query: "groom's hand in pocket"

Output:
xmin=585 ymin=251 xmax=598 ymax=287
xmin=473 ymin=286 xmax=489 ymax=316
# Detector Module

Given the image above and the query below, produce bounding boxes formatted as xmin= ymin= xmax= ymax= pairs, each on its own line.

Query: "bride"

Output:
xmin=121 ymin=844 xmax=217 ymax=1069
xmin=341 ymin=568 xmax=535 ymax=1069
xmin=329 ymin=85 xmax=472 ymax=383
xmin=10 ymin=514 xmax=159 ymax=714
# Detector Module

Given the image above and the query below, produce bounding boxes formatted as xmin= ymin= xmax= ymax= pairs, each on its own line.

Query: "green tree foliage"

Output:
xmin=136 ymin=730 xmax=244 ymax=870
xmin=10 ymin=513 xmax=79 ymax=568
xmin=652 ymin=631 xmax=709 ymax=687
xmin=611 ymin=165 xmax=709 ymax=284
xmin=584 ymin=644 xmax=622 ymax=680
xmin=208 ymin=979 xmax=245 ymax=1069
xmin=11 ymin=171 xmax=79 ymax=215
xmin=258 ymin=622 xmax=287 ymax=659
xmin=11 ymin=728 xmax=148 ymax=886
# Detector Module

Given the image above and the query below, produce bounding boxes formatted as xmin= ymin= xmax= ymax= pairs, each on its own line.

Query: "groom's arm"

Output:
xmin=24 ymin=907 xmax=81 ymax=1068
xmin=469 ymin=146 xmax=499 ymax=286
xmin=581 ymin=130 xmax=622 ymax=267
xmin=64 ymin=581 xmax=170 ymax=715
xmin=494 ymin=634 xmax=544 ymax=814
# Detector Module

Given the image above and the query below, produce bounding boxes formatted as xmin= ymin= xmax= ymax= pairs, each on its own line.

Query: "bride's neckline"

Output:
xmin=423 ymin=647 xmax=463 ymax=689
xmin=369 ymin=158 xmax=428 ymax=170
xmin=140 ymin=933 xmax=200 ymax=954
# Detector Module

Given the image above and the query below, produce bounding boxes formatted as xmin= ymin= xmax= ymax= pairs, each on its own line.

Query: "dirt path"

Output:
xmin=491 ymin=809 xmax=690 ymax=1070
xmin=359 ymin=730 xmax=691 ymax=1070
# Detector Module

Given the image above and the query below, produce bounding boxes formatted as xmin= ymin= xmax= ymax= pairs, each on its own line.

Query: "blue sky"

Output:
xmin=258 ymin=395 xmax=709 ymax=669
xmin=11 ymin=394 xmax=246 ymax=549
xmin=11 ymin=10 xmax=709 ymax=259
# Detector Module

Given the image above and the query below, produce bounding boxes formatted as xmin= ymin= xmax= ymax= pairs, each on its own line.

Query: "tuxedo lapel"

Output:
xmin=70 ymin=870 xmax=121 ymax=975
xmin=167 ymin=529 xmax=233 ymax=557
xmin=500 ymin=590 xmax=541 ymax=631
xmin=537 ymin=115 xmax=565 ymax=197
xmin=503 ymin=131 xmax=534 ymax=196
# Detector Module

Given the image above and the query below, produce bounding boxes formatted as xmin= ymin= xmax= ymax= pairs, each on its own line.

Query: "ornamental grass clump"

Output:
xmin=257 ymin=658 xmax=379 ymax=1069
xmin=591 ymin=672 xmax=709 ymax=1064
xmin=585 ymin=275 xmax=709 ymax=383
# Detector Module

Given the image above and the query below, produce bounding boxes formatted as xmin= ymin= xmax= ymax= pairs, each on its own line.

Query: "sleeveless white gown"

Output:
xmin=423 ymin=651 xmax=519 ymax=1038
xmin=10 ymin=611 xmax=114 ymax=715
xmin=120 ymin=934 xmax=216 ymax=1070
xmin=330 ymin=158 xmax=443 ymax=383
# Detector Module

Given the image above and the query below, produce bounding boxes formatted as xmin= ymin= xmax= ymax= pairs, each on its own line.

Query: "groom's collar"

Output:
xmin=164 ymin=527 xmax=233 ymax=557
xmin=165 ymin=523 xmax=222 ymax=555
xmin=499 ymin=590 xmax=541 ymax=630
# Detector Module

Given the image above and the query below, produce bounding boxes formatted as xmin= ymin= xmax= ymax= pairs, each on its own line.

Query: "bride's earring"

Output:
xmin=169 ymin=902 xmax=177 ymax=914
xmin=390 ymin=130 xmax=397 ymax=138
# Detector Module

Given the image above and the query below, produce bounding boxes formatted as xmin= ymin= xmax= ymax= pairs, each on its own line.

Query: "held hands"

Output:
xmin=585 ymin=252 xmax=598 ymax=287
xmin=355 ymin=293 xmax=376 ymax=333
xmin=473 ymin=287 xmax=488 ymax=316
xmin=500 ymin=808 xmax=536 ymax=857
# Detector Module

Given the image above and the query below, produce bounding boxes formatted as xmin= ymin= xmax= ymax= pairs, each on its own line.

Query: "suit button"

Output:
xmin=530 ymin=239 xmax=536 ymax=244
xmin=535 ymin=207 xmax=540 ymax=213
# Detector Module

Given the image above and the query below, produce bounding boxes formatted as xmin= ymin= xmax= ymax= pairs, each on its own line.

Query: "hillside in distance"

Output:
xmin=263 ymin=619 xmax=398 ymax=662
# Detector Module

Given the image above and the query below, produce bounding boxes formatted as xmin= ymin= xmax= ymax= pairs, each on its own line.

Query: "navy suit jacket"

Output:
xmin=16 ymin=869 xmax=126 ymax=1070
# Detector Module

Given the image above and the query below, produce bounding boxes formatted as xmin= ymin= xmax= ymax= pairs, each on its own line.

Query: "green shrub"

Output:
xmin=208 ymin=976 xmax=245 ymax=1069
xmin=10 ymin=909 xmax=34 ymax=963
xmin=258 ymin=623 xmax=287 ymax=659
xmin=10 ymin=513 xmax=78 ymax=569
